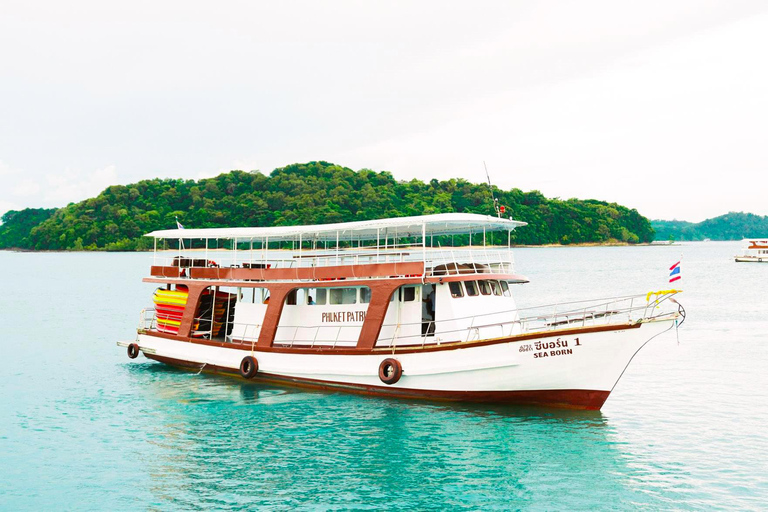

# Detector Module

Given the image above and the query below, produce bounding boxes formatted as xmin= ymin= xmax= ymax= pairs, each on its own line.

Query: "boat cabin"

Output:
xmin=141 ymin=213 xmax=530 ymax=351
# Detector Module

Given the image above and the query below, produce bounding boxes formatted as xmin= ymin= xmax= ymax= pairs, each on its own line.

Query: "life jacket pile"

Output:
xmin=153 ymin=286 xmax=236 ymax=337
xmin=153 ymin=286 xmax=188 ymax=334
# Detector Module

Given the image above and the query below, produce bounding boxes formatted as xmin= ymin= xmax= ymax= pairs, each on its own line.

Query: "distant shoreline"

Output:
xmin=2 ymin=241 xmax=717 ymax=253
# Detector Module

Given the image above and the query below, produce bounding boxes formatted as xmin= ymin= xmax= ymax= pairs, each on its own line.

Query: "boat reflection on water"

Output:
xmin=126 ymin=362 xmax=679 ymax=509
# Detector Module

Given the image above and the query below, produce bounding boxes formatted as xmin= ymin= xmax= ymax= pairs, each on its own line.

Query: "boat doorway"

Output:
xmin=422 ymin=284 xmax=435 ymax=337
xmin=191 ymin=286 xmax=237 ymax=340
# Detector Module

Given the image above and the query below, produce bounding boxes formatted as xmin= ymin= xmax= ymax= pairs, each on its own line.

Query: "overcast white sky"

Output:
xmin=1 ymin=1 xmax=767 ymax=222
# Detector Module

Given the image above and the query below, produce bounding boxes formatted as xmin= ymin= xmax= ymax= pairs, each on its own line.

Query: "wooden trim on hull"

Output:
xmin=143 ymin=353 xmax=611 ymax=410
xmin=140 ymin=321 xmax=642 ymax=355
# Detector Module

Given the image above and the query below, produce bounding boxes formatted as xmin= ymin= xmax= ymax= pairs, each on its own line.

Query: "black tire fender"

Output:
xmin=127 ymin=343 xmax=140 ymax=359
xmin=240 ymin=356 xmax=259 ymax=379
xmin=379 ymin=358 xmax=403 ymax=385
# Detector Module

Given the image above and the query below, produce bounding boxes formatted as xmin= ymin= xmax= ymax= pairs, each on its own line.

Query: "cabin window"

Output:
xmin=465 ymin=281 xmax=478 ymax=296
xmin=500 ymin=281 xmax=510 ymax=297
xmin=298 ymin=288 xmax=318 ymax=306
xmin=284 ymin=287 xmax=328 ymax=305
xmin=236 ymin=287 xmax=268 ymax=304
xmin=402 ymin=286 xmax=417 ymax=302
xmin=478 ymin=280 xmax=491 ymax=295
xmin=448 ymin=281 xmax=464 ymax=298
xmin=344 ymin=288 xmax=358 ymax=304
xmin=490 ymin=280 xmax=502 ymax=296
xmin=330 ymin=287 xmax=357 ymax=305
xmin=360 ymin=287 xmax=371 ymax=304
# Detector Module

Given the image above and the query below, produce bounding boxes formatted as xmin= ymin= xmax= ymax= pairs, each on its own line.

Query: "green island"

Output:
xmin=0 ymin=161 xmax=655 ymax=251
xmin=651 ymin=212 xmax=768 ymax=241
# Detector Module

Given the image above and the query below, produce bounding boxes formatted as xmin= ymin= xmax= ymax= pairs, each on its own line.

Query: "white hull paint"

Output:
xmin=133 ymin=317 xmax=674 ymax=400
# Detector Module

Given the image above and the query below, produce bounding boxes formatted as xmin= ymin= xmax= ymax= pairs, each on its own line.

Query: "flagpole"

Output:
xmin=175 ymin=216 xmax=185 ymax=251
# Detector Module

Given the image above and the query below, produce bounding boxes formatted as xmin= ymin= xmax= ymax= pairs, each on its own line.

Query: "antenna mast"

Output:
xmin=484 ymin=161 xmax=501 ymax=218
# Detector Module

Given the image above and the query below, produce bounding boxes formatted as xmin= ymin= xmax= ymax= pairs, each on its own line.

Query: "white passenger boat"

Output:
xmin=119 ymin=213 xmax=683 ymax=410
xmin=735 ymin=239 xmax=768 ymax=263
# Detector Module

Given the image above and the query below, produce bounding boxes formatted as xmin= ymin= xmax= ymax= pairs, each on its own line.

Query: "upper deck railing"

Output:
xmin=149 ymin=245 xmax=518 ymax=281
xmin=146 ymin=213 xmax=526 ymax=281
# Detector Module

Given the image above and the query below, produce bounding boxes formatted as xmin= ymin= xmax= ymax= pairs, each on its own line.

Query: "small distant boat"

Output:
xmin=735 ymin=239 xmax=768 ymax=263
xmin=119 ymin=213 xmax=683 ymax=410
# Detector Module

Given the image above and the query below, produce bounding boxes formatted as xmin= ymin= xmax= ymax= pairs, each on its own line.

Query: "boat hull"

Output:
xmin=133 ymin=317 xmax=675 ymax=410
xmin=735 ymin=256 xmax=768 ymax=263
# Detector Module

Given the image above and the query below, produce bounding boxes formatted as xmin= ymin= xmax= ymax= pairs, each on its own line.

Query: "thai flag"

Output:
xmin=669 ymin=261 xmax=681 ymax=283
xmin=176 ymin=217 xmax=184 ymax=230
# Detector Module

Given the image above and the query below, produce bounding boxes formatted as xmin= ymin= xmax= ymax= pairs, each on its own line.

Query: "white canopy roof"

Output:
xmin=146 ymin=213 xmax=526 ymax=242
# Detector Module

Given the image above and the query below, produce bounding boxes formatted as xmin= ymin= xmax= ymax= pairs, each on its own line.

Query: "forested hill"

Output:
xmin=652 ymin=212 xmax=768 ymax=241
xmin=0 ymin=208 xmax=57 ymax=248
xmin=0 ymin=161 xmax=655 ymax=251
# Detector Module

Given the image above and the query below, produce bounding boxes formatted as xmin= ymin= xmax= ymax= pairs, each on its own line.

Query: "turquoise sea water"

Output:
xmin=2 ymin=242 xmax=767 ymax=510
